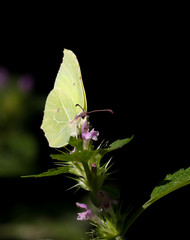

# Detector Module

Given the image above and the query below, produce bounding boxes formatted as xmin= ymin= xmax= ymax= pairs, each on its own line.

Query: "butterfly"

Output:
xmin=41 ymin=49 xmax=87 ymax=148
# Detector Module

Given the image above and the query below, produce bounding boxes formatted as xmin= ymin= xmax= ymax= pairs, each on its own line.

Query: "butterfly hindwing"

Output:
xmin=41 ymin=89 xmax=77 ymax=147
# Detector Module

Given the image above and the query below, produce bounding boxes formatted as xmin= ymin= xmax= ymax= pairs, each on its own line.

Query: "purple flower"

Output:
xmin=81 ymin=120 xmax=89 ymax=134
xmin=76 ymin=202 xmax=94 ymax=221
xmin=91 ymin=163 xmax=97 ymax=168
xmin=81 ymin=121 xmax=99 ymax=150
xmin=90 ymin=129 xmax=99 ymax=141
xmin=76 ymin=202 xmax=102 ymax=224
xmin=81 ymin=121 xmax=99 ymax=141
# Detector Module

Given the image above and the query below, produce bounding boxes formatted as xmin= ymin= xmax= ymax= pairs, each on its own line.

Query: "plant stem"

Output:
xmin=124 ymin=206 xmax=145 ymax=234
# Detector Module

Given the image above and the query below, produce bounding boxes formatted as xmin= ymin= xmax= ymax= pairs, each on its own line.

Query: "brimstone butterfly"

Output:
xmin=41 ymin=49 xmax=87 ymax=148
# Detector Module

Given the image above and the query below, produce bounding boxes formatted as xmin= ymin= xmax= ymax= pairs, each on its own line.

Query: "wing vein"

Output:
xmin=49 ymin=125 xmax=68 ymax=143
xmin=57 ymin=95 xmax=72 ymax=122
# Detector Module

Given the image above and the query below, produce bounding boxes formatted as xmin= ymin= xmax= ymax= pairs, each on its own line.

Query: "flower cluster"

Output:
xmin=76 ymin=189 xmax=116 ymax=222
xmin=81 ymin=120 xmax=99 ymax=150
xmin=76 ymin=192 xmax=125 ymax=240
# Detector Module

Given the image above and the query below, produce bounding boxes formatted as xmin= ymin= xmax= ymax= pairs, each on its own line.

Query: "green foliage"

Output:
xmin=125 ymin=167 xmax=190 ymax=234
xmin=51 ymin=150 xmax=96 ymax=163
xmin=22 ymin=167 xmax=70 ymax=178
xmin=105 ymin=136 xmax=134 ymax=153
xmin=69 ymin=136 xmax=83 ymax=150
xmin=90 ymin=204 xmax=129 ymax=240
xmin=143 ymin=167 xmax=190 ymax=209
xmin=23 ymin=136 xmax=133 ymax=181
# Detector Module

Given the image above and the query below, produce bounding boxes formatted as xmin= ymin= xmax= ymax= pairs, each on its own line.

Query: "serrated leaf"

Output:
xmin=51 ymin=149 xmax=96 ymax=163
xmin=69 ymin=136 xmax=83 ymax=150
xmin=22 ymin=167 xmax=70 ymax=178
xmin=102 ymin=136 xmax=134 ymax=154
xmin=143 ymin=167 xmax=190 ymax=209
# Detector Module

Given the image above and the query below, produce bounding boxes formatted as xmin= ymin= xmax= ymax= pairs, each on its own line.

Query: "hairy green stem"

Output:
xmin=124 ymin=206 xmax=145 ymax=234
xmin=82 ymin=161 xmax=97 ymax=192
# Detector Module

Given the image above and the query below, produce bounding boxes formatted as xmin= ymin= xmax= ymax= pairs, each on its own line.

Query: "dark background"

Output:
xmin=0 ymin=4 xmax=189 ymax=239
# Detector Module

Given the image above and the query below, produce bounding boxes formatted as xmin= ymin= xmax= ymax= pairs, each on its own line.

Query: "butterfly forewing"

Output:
xmin=54 ymin=49 xmax=87 ymax=111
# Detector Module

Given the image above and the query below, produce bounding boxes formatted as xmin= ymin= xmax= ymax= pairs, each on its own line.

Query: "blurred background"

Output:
xmin=0 ymin=3 xmax=190 ymax=240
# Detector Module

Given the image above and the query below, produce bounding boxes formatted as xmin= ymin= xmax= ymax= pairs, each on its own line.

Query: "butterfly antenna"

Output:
xmin=75 ymin=104 xmax=85 ymax=112
xmin=87 ymin=109 xmax=114 ymax=114
xmin=75 ymin=104 xmax=114 ymax=116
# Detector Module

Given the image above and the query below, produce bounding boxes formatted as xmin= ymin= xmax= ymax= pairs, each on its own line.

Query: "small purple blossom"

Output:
xmin=76 ymin=202 xmax=94 ymax=221
xmin=82 ymin=129 xmax=99 ymax=141
xmin=90 ymin=129 xmax=99 ymax=141
xmin=81 ymin=120 xmax=99 ymax=150
xmin=76 ymin=202 xmax=102 ymax=224
xmin=91 ymin=163 xmax=97 ymax=168
xmin=81 ymin=121 xmax=99 ymax=141
xmin=91 ymin=163 xmax=97 ymax=174
xmin=81 ymin=120 xmax=89 ymax=133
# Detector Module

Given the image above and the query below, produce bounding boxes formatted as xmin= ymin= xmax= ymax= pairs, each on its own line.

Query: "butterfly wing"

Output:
xmin=41 ymin=49 xmax=87 ymax=148
xmin=54 ymin=49 xmax=87 ymax=111
xmin=41 ymin=88 xmax=77 ymax=148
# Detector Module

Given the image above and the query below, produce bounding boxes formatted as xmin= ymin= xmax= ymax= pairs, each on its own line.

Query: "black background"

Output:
xmin=0 ymin=4 xmax=190 ymax=239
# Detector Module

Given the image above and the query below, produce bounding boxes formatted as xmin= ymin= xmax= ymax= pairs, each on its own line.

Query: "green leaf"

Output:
xmin=22 ymin=167 xmax=70 ymax=178
xmin=108 ymin=136 xmax=134 ymax=151
xmin=102 ymin=136 xmax=134 ymax=154
xmin=143 ymin=167 xmax=190 ymax=209
xmin=69 ymin=136 xmax=83 ymax=150
xmin=51 ymin=149 xmax=96 ymax=163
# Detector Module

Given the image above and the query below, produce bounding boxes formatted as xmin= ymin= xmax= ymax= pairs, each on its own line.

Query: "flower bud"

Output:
xmin=91 ymin=163 xmax=97 ymax=174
